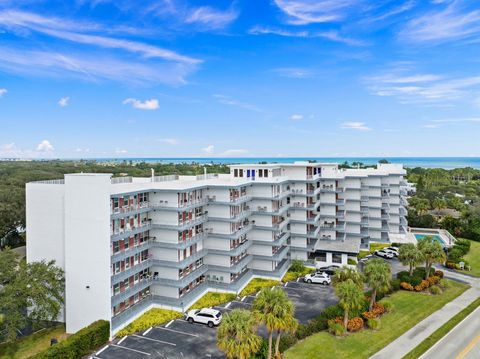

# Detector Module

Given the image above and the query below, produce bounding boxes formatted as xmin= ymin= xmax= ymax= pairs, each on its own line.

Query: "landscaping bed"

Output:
xmin=0 ymin=325 xmax=67 ymax=359
xmin=190 ymin=292 xmax=236 ymax=310
xmin=239 ymin=278 xmax=279 ymax=297
xmin=283 ymin=279 xmax=468 ymax=359
xmin=116 ymin=308 xmax=183 ymax=337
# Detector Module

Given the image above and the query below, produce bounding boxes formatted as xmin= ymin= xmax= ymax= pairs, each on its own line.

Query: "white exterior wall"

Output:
xmin=64 ymin=174 xmax=111 ymax=334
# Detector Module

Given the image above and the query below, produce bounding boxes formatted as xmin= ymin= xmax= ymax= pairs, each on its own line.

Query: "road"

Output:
xmin=421 ymin=306 xmax=480 ymax=359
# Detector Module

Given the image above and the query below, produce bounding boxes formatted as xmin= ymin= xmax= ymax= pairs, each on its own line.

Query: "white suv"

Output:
xmin=186 ymin=308 xmax=222 ymax=327
xmin=303 ymin=272 xmax=331 ymax=285
xmin=375 ymin=249 xmax=395 ymax=259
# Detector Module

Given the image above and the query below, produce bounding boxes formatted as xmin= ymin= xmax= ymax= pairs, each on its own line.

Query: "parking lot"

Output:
xmin=92 ymin=280 xmax=336 ymax=359
xmin=92 ymin=257 xmax=407 ymax=359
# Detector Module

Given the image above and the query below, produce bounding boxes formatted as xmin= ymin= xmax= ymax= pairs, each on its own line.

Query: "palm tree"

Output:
xmin=417 ymin=236 xmax=446 ymax=279
xmin=398 ymin=243 xmax=423 ymax=276
xmin=253 ymin=288 xmax=296 ymax=359
xmin=364 ymin=258 xmax=391 ymax=311
xmin=334 ymin=279 xmax=365 ymax=329
xmin=217 ymin=309 xmax=262 ymax=359
xmin=332 ymin=266 xmax=364 ymax=288
xmin=273 ymin=300 xmax=298 ymax=358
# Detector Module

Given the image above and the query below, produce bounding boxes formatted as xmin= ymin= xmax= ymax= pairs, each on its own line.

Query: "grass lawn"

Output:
xmin=0 ymin=325 xmax=68 ymax=359
xmin=284 ymin=279 xmax=469 ymax=359
xmin=403 ymin=297 xmax=480 ymax=359
xmin=358 ymin=242 xmax=390 ymax=259
xmin=461 ymin=239 xmax=480 ymax=277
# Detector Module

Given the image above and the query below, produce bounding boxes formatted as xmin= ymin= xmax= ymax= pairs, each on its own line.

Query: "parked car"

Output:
xmin=186 ymin=308 xmax=222 ymax=327
xmin=304 ymin=272 xmax=331 ymax=285
xmin=375 ymin=249 xmax=395 ymax=259
xmin=316 ymin=265 xmax=341 ymax=275
xmin=385 ymin=246 xmax=399 ymax=256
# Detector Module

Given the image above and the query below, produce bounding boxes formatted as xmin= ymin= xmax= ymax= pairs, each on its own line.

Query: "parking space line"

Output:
xmin=232 ymin=300 xmax=251 ymax=306
xmin=241 ymin=296 xmax=246 ymax=302
xmin=118 ymin=336 xmax=128 ymax=345
xmin=143 ymin=327 xmax=152 ymax=336
xmin=165 ymin=320 xmax=174 ymax=328
xmin=132 ymin=334 xmax=177 ymax=346
xmin=255 ymin=291 xmax=260 ymax=297
xmin=96 ymin=345 xmax=109 ymax=355
xmin=154 ymin=325 xmax=199 ymax=337
xmin=284 ymin=282 xmax=288 ymax=287
xmin=296 ymin=278 xmax=300 ymax=282
xmin=111 ymin=344 xmax=151 ymax=356
xmin=225 ymin=302 xmax=231 ymax=308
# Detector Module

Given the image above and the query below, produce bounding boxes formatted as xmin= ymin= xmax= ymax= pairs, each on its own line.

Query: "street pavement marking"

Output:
xmin=296 ymin=278 xmax=300 ymax=282
xmin=225 ymin=302 xmax=231 ymax=308
xmin=117 ymin=336 xmax=128 ymax=345
xmin=165 ymin=319 xmax=174 ymax=328
xmin=284 ymin=282 xmax=288 ymax=287
xmin=96 ymin=345 xmax=109 ymax=355
xmin=143 ymin=327 xmax=152 ymax=336
xmin=111 ymin=343 xmax=151 ymax=356
xmin=132 ymin=333 xmax=177 ymax=346
xmin=154 ymin=325 xmax=200 ymax=337
xmin=455 ymin=334 xmax=480 ymax=359
xmin=232 ymin=300 xmax=251 ymax=306
xmin=241 ymin=296 xmax=247 ymax=301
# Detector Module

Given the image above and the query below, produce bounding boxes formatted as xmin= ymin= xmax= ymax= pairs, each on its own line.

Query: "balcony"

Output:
xmin=253 ymin=258 xmax=290 ymax=279
xmin=153 ymin=214 xmax=208 ymax=231
xmin=153 ymin=265 xmax=209 ymax=288
xmin=208 ymin=254 xmax=253 ymax=273
xmin=111 ymin=240 xmax=152 ymax=263
xmin=111 ymin=259 xmax=152 ymax=284
xmin=152 ymin=249 xmax=208 ymax=269
xmin=151 ymin=232 xmax=207 ymax=250
xmin=111 ymin=203 xmax=152 ymax=219
xmin=209 ymin=210 xmax=252 ymax=222
xmin=111 ymin=222 xmax=153 ymax=241
xmin=252 ymin=205 xmax=290 ymax=216
xmin=152 ymin=197 xmax=208 ymax=211
xmin=111 ymin=278 xmax=153 ymax=306
xmin=214 ymin=195 xmax=252 ymax=205
xmin=209 ymin=223 xmax=254 ymax=239
xmin=208 ymin=240 xmax=253 ymax=256
xmin=253 ymin=246 xmax=289 ymax=262
xmin=111 ymin=295 xmax=153 ymax=333
xmin=208 ymin=269 xmax=252 ymax=292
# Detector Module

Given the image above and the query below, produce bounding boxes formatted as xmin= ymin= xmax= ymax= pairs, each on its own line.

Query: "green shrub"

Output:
xmin=327 ymin=320 xmax=346 ymax=336
xmin=279 ymin=333 xmax=299 ymax=353
xmin=117 ymin=308 xmax=183 ymax=337
xmin=239 ymin=278 xmax=279 ymax=297
xmin=382 ymin=301 xmax=393 ymax=312
xmin=30 ymin=320 xmax=109 ymax=359
xmin=391 ymin=279 xmax=401 ymax=292
xmin=251 ymin=338 xmax=269 ymax=359
xmin=190 ymin=292 xmax=236 ymax=310
xmin=347 ymin=258 xmax=357 ymax=265
xmin=289 ymin=259 xmax=306 ymax=273
xmin=429 ymin=286 xmax=442 ymax=295
xmin=438 ymin=279 xmax=450 ymax=289
xmin=367 ymin=318 xmax=381 ymax=330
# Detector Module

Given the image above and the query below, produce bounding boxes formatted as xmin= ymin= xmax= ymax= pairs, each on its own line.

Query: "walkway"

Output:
xmin=370 ymin=269 xmax=480 ymax=359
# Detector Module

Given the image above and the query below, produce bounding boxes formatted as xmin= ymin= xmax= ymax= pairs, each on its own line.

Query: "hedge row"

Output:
xmin=117 ymin=308 xmax=183 ymax=337
xmin=31 ymin=320 xmax=109 ymax=359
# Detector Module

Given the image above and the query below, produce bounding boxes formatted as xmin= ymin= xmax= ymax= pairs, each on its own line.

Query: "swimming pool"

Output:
xmin=414 ymin=234 xmax=445 ymax=245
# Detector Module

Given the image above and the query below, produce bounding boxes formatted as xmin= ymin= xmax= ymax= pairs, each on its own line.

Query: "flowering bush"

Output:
xmin=362 ymin=303 xmax=386 ymax=320
xmin=362 ymin=311 xmax=377 ymax=320
xmin=414 ymin=279 xmax=431 ymax=292
xmin=434 ymin=270 xmax=444 ymax=278
xmin=400 ymin=282 xmax=414 ymax=291
xmin=347 ymin=317 xmax=364 ymax=332
xmin=427 ymin=276 xmax=441 ymax=286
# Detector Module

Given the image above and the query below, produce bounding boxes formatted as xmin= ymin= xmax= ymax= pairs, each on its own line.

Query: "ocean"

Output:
xmin=91 ymin=157 xmax=480 ymax=169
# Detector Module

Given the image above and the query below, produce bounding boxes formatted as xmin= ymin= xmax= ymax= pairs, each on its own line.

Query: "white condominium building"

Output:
xmin=26 ymin=162 xmax=408 ymax=336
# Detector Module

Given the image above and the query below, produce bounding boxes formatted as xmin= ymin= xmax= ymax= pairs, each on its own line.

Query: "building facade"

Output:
xmin=26 ymin=162 xmax=407 ymax=336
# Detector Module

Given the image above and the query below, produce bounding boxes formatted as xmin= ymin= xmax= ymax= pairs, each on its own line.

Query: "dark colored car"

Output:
xmin=316 ymin=265 xmax=341 ymax=276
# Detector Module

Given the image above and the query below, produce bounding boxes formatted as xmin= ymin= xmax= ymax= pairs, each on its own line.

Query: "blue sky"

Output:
xmin=0 ymin=0 xmax=480 ymax=158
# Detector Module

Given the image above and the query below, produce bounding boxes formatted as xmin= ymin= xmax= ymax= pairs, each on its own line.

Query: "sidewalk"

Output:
xmin=370 ymin=270 xmax=480 ymax=359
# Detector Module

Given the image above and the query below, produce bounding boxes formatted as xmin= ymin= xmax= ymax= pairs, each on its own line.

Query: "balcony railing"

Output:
xmin=151 ymin=233 xmax=207 ymax=250
xmin=111 ymin=278 xmax=153 ymax=306
xmin=111 ymin=223 xmax=152 ymax=241
xmin=208 ymin=254 xmax=253 ymax=273
xmin=111 ymin=240 xmax=152 ymax=263
xmin=111 ymin=203 xmax=152 ymax=218
xmin=152 ymin=214 xmax=208 ymax=231
xmin=153 ymin=265 xmax=209 ymax=288
xmin=152 ymin=249 xmax=208 ymax=269
xmin=152 ymin=197 xmax=208 ymax=211
xmin=208 ymin=240 xmax=253 ymax=256
xmin=111 ymin=259 xmax=152 ymax=284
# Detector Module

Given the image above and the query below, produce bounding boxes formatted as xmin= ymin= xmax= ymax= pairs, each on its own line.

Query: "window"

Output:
xmin=332 ymin=253 xmax=342 ymax=263
xmin=259 ymin=169 xmax=263 ymax=178
xmin=263 ymin=169 xmax=268 ymax=177
xmin=239 ymin=169 xmax=243 ymax=177
xmin=113 ymin=241 xmax=120 ymax=253
xmin=247 ymin=170 xmax=251 ymax=178
xmin=315 ymin=252 xmax=327 ymax=262
xmin=234 ymin=169 xmax=238 ymax=177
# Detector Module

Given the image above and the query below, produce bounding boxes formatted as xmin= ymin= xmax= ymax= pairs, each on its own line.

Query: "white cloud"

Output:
xmin=213 ymin=94 xmax=261 ymax=112
xmin=202 ymin=144 xmax=215 ymax=155
xmin=75 ymin=147 xmax=91 ymax=152
xmin=0 ymin=142 xmax=20 ymax=157
xmin=340 ymin=122 xmax=371 ymax=131
xmin=36 ymin=139 xmax=54 ymax=152
xmin=271 ymin=67 xmax=313 ymax=78
xmin=115 ymin=148 xmax=128 ymax=154
xmin=158 ymin=138 xmax=179 ymax=145
xmin=249 ymin=26 xmax=363 ymax=45
xmin=221 ymin=149 xmax=249 ymax=156
xmin=290 ymin=114 xmax=303 ymax=120
xmin=400 ymin=2 xmax=480 ymax=42
xmin=0 ymin=88 xmax=6 ymax=97
xmin=123 ymin=98 xmax=159 ymax=110
xmin=58 ymin=96 xmax=69 ymax=107
xmin=185 ymin=6 xmax=238 ymax=30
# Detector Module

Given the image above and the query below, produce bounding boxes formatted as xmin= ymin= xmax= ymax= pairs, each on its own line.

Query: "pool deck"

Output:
xmin=407 ymin=227 xmax=456 ymax=247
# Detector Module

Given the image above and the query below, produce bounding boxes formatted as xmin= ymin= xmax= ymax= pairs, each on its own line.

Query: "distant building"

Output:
xmin=26 ymin=162 xmax=408 ymax=336
xmin=428 ymin=208 xmax=462 ymax=219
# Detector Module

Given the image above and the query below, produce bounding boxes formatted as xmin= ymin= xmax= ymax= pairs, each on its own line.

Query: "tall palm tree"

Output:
xmin=253 ymin=287 xmax=295 ymax=359
xmin=217 ymin=309 xmax=262 ymax=359
xmin=417 ymin=236 xmax=446 ymax=279
xmin=334 ymin=279 xmax=365 ymax=329
xmin=398 ymin=243 xmax=423 ymax=276
xmin=332 ymin=265 xmax=364 ymax=288
xmin=364 ymin=258 xmax=391 ymax=311
xmin=273 ymin=300 xmax=298 ymax=358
